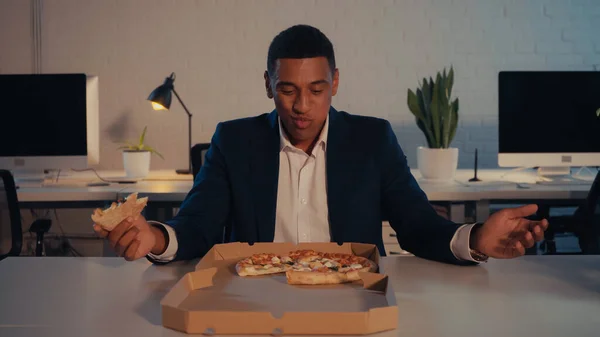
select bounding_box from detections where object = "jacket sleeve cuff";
[450,223,479,263]
[146,221,178,262]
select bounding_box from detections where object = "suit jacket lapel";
[325,107,354,244]
[249,110,280,242]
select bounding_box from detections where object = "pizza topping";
[309,261,324,269]
[251,253,279,265]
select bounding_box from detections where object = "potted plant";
[407,66,459,181]
[118,126,163,178]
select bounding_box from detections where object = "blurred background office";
[1,0,599,257]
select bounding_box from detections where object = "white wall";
[2,0,600,170]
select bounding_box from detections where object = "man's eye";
[312,90,323,95]
[281,90,294,95]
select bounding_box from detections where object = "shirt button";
[301,198,307,204]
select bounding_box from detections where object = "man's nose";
[293,91,311,114]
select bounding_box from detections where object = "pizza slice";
[91,192,148,231]
[235,250,378,285]
[235,253,291,276]
[285,252,377,285]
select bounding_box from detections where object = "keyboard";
[40,181,91,188]
[535,178,592,186]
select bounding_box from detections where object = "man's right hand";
[93,215,167,261]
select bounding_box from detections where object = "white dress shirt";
[148,116,477,263]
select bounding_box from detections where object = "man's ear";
[264,71,273,99]
[331,68,340,96]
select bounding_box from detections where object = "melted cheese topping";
[324,261,336,268]
[309,261,324,269]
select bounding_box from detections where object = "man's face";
[265,57,339,149]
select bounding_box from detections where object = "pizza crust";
[286,270,351,285]
[286,260,377,285]
[91,193,148,231]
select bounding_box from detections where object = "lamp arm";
[172,89,193,117]
[171,88,193,173]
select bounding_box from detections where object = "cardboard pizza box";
[161,242,398,335]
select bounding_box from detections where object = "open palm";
[472,204,549,259]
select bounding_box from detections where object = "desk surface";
[118,168,596,202]
[15,170,190,204]
[14,168,596,204]
[0,256,598,337]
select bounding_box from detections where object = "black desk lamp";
[147,72,192,175]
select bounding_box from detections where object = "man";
[94,24,548,265]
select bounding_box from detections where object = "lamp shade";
[147,72,175,110]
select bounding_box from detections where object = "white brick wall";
[1,0,599,170]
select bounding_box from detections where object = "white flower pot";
[123,151,151,178]
[417,146,459,182]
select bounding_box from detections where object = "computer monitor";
[0,73,99,174]
[498,71,600,176]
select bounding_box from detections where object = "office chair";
[0,170,23,261]
[191,143,210,180]
[539,170,600,254]
[190,143,233,243]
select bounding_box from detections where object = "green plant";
[117,126,164,159]
[407,66,459,149]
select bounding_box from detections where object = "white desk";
[107,168,592,201]
[14,170,191,206]
[414,169,595,221]
[0,256,598,337]
[114,168,595,222]
[13,168,596,223]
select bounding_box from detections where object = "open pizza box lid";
[160,242,398,335]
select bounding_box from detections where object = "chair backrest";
[189,144,234,243]
[191,143,210,180]
[0,170,23,260]
[584,170,600,220]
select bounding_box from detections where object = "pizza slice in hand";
[91,192,148,231]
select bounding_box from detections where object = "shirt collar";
[278,114,329,152]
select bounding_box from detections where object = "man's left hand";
[470,204,549,259]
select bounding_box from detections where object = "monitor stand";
[537,166,571,177]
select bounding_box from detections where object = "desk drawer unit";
[382,222,412,256]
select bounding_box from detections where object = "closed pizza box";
[160,242,398,335]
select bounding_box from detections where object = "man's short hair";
[267,24,336,76]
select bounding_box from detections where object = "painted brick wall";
[1,0,600,170]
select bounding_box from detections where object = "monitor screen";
[499,71,600,154]
[498,71,600,169]
[0,74,88,158]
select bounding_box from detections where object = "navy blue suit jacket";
[161,108,469,265]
